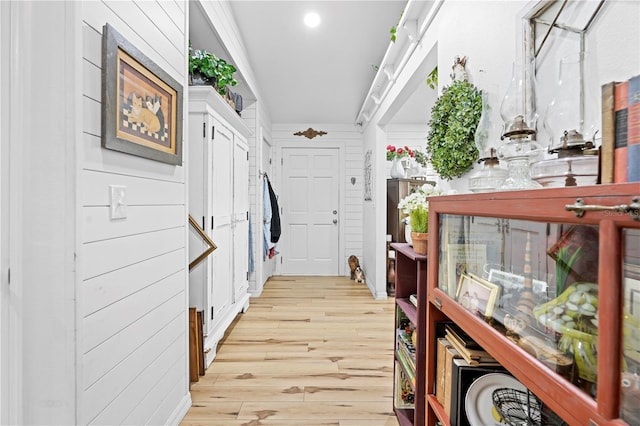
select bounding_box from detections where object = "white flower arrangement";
[397,183,443,215]
[397,183,444,234]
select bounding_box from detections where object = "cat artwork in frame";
[102,23,183,165]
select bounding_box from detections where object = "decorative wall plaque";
[293,128,327,139]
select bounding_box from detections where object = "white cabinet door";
[188,112,212,313]
[210,120,233,327]
[233,136,249,301]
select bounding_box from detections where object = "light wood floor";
[181,276,400,426]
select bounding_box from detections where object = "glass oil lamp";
[532,53,599,187]
[469,88,507,192]
[497,57,543,190]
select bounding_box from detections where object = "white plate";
[465,372,527,426]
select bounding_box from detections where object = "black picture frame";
[450,358,506,426]
[102,23,183,165]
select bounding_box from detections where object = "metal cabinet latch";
[565,197,640,221]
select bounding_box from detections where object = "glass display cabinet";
[425,183,640,425]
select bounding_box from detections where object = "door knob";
[333,219,337,224]
[333,210,337,214]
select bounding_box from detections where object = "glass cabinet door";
[622,228,640,423]
[437,214,599,398]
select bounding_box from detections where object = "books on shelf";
[409,293,418,307]
[602,74,640,183]
[396,329,416,374]
[444,324,499,366]
[395,364,415,409]
[435,337,453,405]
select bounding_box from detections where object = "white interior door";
[280,147,340,275]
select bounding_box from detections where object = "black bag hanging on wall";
[267,179,281,243]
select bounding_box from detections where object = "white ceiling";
[226,0,408,125]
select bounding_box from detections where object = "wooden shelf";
[392,242,427,426]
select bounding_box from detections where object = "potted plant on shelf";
[188,47,238,97]
[386,144,415,178]
[397,183,443,255]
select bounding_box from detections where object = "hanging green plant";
[426,76,482,180]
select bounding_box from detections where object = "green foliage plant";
[409,206,428,233]
[426,66,438,90]
[189,47,238,96]
[426,79,482,180]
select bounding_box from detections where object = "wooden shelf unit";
[424,183,640,426]
[392,243,427,426]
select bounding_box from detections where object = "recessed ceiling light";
[304,12,321,28]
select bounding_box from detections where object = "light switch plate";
[110,185,127,219]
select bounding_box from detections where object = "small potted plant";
[397,183,443,254]
[188,47,238,97]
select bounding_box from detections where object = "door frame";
[1,2,20,422]
[274,141,345,276]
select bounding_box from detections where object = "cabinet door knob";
[333,219,337,224]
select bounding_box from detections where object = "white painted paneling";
[83,135,186,181]
[83,1,184,79]
[81,168,184,206]
[82,249,184,315]
[80,1,188,422]
[83,270,183,352]
[84,319,185,424]
[83,293,184,390]
[83,59,101,102]
[82,205,184,242]
[124,353,187,425]
[82,226,184,280]
[134,0,185,52]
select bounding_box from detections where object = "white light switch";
[110,185,127,219]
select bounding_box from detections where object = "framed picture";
[447,244,487,298]
[102,23,183,165]
[456,273,500,318]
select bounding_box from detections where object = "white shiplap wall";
[81,1,189,424]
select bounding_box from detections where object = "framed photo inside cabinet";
[102,23,183,165]
[447,244,487,299]
[456,273,500,318]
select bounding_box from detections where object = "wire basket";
[492,387,542,426]
[492,388,568,426]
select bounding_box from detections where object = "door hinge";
[280,257,283,264]
[202,216,205,230]
[246,272,249,280]
[281,158,283,166]
[7,268,9,284]
[211,306,214,320]
[246,152,249,161]
[211,216,214,229]
[211,125,215,140]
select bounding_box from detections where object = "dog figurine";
[354,266,366,284]
[348,255,360,280]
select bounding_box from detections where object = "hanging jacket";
[267,178,281,243]
[263,177,274,258]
